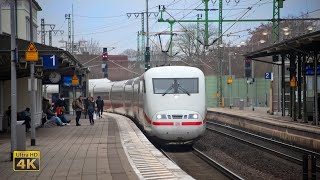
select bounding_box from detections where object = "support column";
[0,4,2,34]
[314,51,318,125]
[303,55,308,123]
[281,54,286,116]
[289,53,297,121]
[10,2,17,161]
[0,81,3,131]
[29,0,36,146]
[297,54,302,119]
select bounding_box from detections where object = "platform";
[0,113,193,180]
[207,107,320,151]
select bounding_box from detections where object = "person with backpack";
[96,96,104,118]
[87,97,96,125]
[73,96,84,126]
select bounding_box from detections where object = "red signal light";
[102,54,108,58]
[245,59,251,63]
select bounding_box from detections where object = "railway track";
[206,121,320,172]
[160,146,243,180]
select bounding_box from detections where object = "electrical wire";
[73,14,128,19]
[73,20,140,36]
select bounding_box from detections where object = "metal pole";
[0,4,2,34]
[289,54,293,117]
[204,0,209,47]
[0,81,3,116]
[281,54,286,116]
[252,59,255,111]
[145,0,150,71]
[278,65,281,113]
[169,22,173,57]
[314,52,318,125]
[49,30,52,46]
[303,55,308,123]
[72,4,74,54]
[10,1,17,160]
[29,0,36,146]
[229,53,232,109]
[146,0,149,47]
[298,54,302,119]
[41,18,45,44]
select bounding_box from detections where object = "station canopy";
[244,30,320,61]
[0,33,84,80]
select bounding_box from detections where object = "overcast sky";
[36,0,320,54]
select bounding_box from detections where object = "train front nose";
[150,110,206,141]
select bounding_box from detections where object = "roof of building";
[0,34,84,80]
[244,30,320,60]
[33,0,42,11]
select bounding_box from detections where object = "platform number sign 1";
[265,72,272,80]
[43,55,58,69]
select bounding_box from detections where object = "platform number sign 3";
[43,55,58,69]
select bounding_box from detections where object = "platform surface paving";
[0,115,138,180]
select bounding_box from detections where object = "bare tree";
[79,38,102,55]
[121,49,138,61]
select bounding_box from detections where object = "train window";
[153,78,199,94]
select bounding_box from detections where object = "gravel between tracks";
[193,131,302,180]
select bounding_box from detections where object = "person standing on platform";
[74,96,84,126]
[96,96,104,118]
[87,97,96,125]
[84,97,89,119]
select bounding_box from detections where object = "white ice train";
[46,66,207,143]
[102,66,207,143]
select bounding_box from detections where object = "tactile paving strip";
[108,113,194,180]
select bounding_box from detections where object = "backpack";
[72,100,77,110]
[96,99,103,108]
[56,107,63,115]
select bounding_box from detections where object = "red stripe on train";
[144,113,152,124]
[181,122,203,126]
[152,122,174,126]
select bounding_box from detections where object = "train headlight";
[188,114,199,119]
[156,114,167,119]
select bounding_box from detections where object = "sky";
[36,0,320,54]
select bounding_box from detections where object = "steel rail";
[206,125,320,171]
[207,121,320,158]
[192,147,244,180]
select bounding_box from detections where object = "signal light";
[102,54,108,59]
[245,59,252,78]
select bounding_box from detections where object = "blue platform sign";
[265,72,272,79]
[43,55,58,69]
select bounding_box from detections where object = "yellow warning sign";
[72,74,79,85]
[227,76,233,84]
[25,42,38,62]
[290,76,296,87]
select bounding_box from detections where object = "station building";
[0,0,87,131]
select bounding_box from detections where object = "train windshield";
[153,78,199,95]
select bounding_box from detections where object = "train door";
[139,79,144,127]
